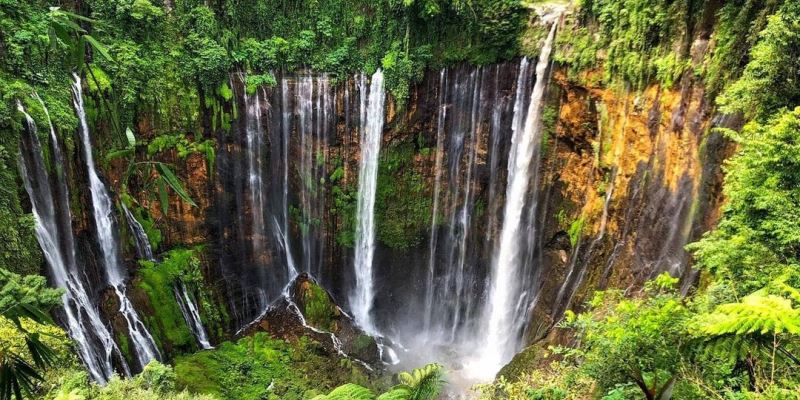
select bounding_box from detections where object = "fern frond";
[320,383,375,400]
[376,387,413,400]
[394,363,445,400]
[697,294,800,337]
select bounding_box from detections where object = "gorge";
[2,0,799,399]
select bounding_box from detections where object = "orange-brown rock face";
[528,67,735,342]
[97,60,732,358]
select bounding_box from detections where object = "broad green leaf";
[84,34,113,62]
[125,127,136,148]
[156,163,196,207]
[105,148,134,162]
[158,176,169,216]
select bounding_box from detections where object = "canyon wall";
[110,58,733,355]
[43,15,737,374]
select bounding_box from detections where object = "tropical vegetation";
[1,0,800,399]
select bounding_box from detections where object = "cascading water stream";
[351,70,386,334]
[173,281,213,349]
[18,101,126,383]
[477,20,558,377]
[296,74,332,280]
[273,76,298,280]
[122,203,212,349]
[422,70,448,334]
[243,86,270,310]
[72,74,161,368]
[121,204,154,261]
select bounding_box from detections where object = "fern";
[392,363,445,400]
[319,364,445,400]
[313,383,375,400]
[376,387,413,400]
[696,293,800,337]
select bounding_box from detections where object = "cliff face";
[111,62,727,349]
[64,22,735,369]
[527,68,736,341]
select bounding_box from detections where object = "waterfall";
[422,70,448,333]
[72,74,161,369]
[296,74,332,280]
[418,64,499,345]
[122,203,212,349]
[478,21,558,376]
[243,87,270,310]
[121,203,155,261]
[350,70,385,333]
[18,101,127,383]
[273,76,298,280]
[174,281,213,349]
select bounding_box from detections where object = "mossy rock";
[496,343,550,382]
[295,278,340,332]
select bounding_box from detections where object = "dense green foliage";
[689,109,800,297]
[297,280,338,332]
[375,142,433,250]
[173,333,373,399]
[716,2,800,120]
[480,274,800,399]
[555,0,702,87]
[136,250,199,353]
[555,0,791,94]
[0,269,68,400]
[136,247,227,352]
[313,363,444,400]
[40,362,216,400]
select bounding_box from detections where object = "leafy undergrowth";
[173,333,378,400]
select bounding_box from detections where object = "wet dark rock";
[238,273,382,368]
[496,342,557,382]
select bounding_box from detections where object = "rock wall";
[75,51,733,363]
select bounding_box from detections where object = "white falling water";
[422,70,447,334]
[297,75,315,275]
[72,74,161,368]
[174,282,213,349]
[242,87,269,309]
[276,77,298,280]
[476,21,558,378]
[122,203,212,349]
[18,102,126,383]
[121,203,155,261]
[350,70,386,334]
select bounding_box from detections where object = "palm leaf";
[697,294,800,337]
[125,127,136,148]
[377,387,413,400]
[156,163,197,207]
[25,333,57,369]
[0,352,44,400]
[84,34,113,62]
[157,176,169,216]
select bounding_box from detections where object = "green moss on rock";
[298,280,338,331]
[136,264,195,353]
[375,142,432,250]
[174,333,376,400]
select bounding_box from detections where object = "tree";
[0,268,65,400]
[688,108,800,297]
[565,273,689,400]
[312,363,445,400]
[691,279,800,391]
